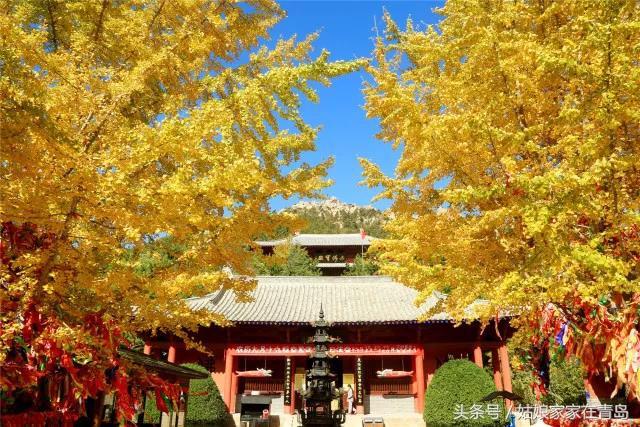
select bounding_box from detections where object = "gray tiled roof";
[256,233,374,247]
[186,276,458,325]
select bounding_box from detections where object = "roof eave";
[118,348,209,379]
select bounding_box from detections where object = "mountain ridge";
[282,197,387,237]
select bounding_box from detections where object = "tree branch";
[147,0,166,34]
[93,0,109,42]
[46,0,59,50]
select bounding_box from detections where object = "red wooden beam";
[227,343,422,357]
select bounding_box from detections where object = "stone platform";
[231,413,426,427]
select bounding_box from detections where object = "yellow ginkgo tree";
[0,0,360,420]
[362,0,639,399]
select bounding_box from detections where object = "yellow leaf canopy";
[0,0,362,350]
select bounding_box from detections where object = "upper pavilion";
[255,233,375,275]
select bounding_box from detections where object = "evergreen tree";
[344,254,379,276]
[253,243,321,276]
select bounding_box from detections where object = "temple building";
[256,233,375,275]
[143,234,514,418]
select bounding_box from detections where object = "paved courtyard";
[231,413,426,427]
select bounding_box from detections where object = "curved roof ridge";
[254,275,394,282]
[184,275,462,325]
[256,233,376,247]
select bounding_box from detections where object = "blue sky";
[266,0,445,211]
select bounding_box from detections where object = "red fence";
[368,378,413,395]
[241,378,284,394]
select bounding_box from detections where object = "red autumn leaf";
[114,372,135,420]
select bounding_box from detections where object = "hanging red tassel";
[154,389,170,414]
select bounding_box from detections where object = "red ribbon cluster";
[1,221,183,422]
[0,411,78,427]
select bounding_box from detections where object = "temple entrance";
[235,357,285,413]
[364,356,415,414]
[222,344,429,416]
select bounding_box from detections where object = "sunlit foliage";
[0,0,361,419]
[363,0,639,397]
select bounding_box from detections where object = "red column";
[498,343,513,409]
[284,357,296,414]
[355,357,364,414]
[492,349,503,391]
[289,357,296,414]
[473,343,483,368]
[414,349,425,413]
[223,349,234,410]
[230,359,239,414]
[167,344,176,363]
[498,344,512,391]
[143,342,152,355]
[164,343,177,427]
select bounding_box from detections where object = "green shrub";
[542,356,586,406]
[181,363,228,426]
[144,393,161,424]
[343,254,379,276]
[510,354,586,407]
[253,244,320,276]
[511,368,538,406]
[144,363,229,427]
[424,359,503,427]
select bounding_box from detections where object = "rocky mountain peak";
[288,197,374,215]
